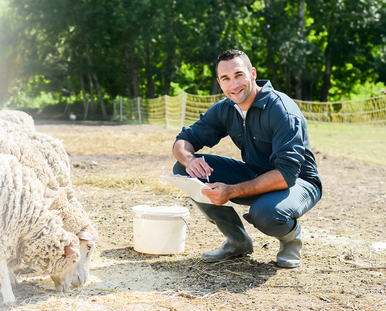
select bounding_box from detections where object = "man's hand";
[202,182,234,206]
[186,157,213,180]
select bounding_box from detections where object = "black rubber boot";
[193,200,254,262]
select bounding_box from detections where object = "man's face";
[217,57,257,105]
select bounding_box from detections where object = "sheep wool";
[0,119,71,187]
[0,125,60,191]
[0,154,79,276]
[0,109,35,131]
[49,187,98,238]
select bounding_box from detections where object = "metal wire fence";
[111,93,386,128]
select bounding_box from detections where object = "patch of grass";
[308,122,386,165]
[72,173,183,195]
[56,131,177,156]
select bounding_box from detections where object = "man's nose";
[230,78,239,87]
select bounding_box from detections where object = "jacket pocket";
[252,132,272,157]
[228,129,243,150]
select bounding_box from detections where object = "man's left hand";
[201,182,234,206]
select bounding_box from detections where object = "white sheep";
[0,154,80,306]
[0,119,97,287]
[0,109,35,130]
[0,119,71,187]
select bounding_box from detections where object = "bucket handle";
[139,214,191,235]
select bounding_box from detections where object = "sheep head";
[50,246,79,292]
[71,230,97,287]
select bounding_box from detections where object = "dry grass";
[72,173,179,195]
[12,122,386,311]
[55,131,176,156]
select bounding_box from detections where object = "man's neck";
[237,83,261,111]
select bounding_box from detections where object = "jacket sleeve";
[175,103,228,152]
[269,101,306,188]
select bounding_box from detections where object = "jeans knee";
[244,208,294,237]
[173,161,186,175]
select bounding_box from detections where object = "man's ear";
[251,67,257,80]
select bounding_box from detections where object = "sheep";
[0,109,35,131]
[0,119,71,188]
[0,154,80,306]
[0,119,97,287]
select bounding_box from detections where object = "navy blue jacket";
[176,80,322,192]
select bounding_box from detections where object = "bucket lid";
[131,205,190,218]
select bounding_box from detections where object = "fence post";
[181,92,187,128]
[120,96,123,122]
[137,97,142,125]
[64,92,72,114]
[164,95,169,128]
[113,98,117,120]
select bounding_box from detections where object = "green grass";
[307,122,386,166]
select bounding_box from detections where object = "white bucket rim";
[131,205,190,219]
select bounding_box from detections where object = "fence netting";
[112,93,386,128]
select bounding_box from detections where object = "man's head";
[216,49,253,77]
[216,49,257,106]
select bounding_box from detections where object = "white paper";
[161,174,213,204]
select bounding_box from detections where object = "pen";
[202,156,209,182]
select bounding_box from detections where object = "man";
[172,49,322,268]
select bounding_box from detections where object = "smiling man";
[172,49,322,268]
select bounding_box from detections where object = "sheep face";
[50,246,79,292]
[71,231,96,286]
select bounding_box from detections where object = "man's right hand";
[186,157,213,180]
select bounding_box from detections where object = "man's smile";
[231,88,243,95]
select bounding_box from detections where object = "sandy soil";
[1,120,386,311]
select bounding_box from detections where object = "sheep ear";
[77,230,97,241]
[64,246,77,257]
[43,187,57,199]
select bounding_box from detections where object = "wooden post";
[120,96,123,122]
[113,98,117,120]
[137,97,142,125]
[165,95,169,128]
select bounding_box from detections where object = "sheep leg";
[9,269,19,289]
[0,258,16,305]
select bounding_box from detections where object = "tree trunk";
[284,66,292,97]
[164,80,171,96]
[211,77,220,95]
[295,0,305,100]
[124,50,133,99]
[145,46,155,98]
[80,75,89,120]
[320,51,332,102]
[85,41,107,119]
[264,0,281,91]
[131,52,141,98]
[88,72,95,114]
[163,52,173,96]
[92,72,107,119]
[295,69,302,100]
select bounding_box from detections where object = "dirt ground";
[2,120,386,311]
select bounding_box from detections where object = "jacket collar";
[224,80,273,109]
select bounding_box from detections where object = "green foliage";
[1,0,386,114]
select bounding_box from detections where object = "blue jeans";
[173,154,322,237]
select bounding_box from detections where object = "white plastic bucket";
[131,205,190,255]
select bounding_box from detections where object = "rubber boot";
[276,220,302,268]
[192,200,254,262]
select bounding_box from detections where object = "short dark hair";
[216,49,253,76]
